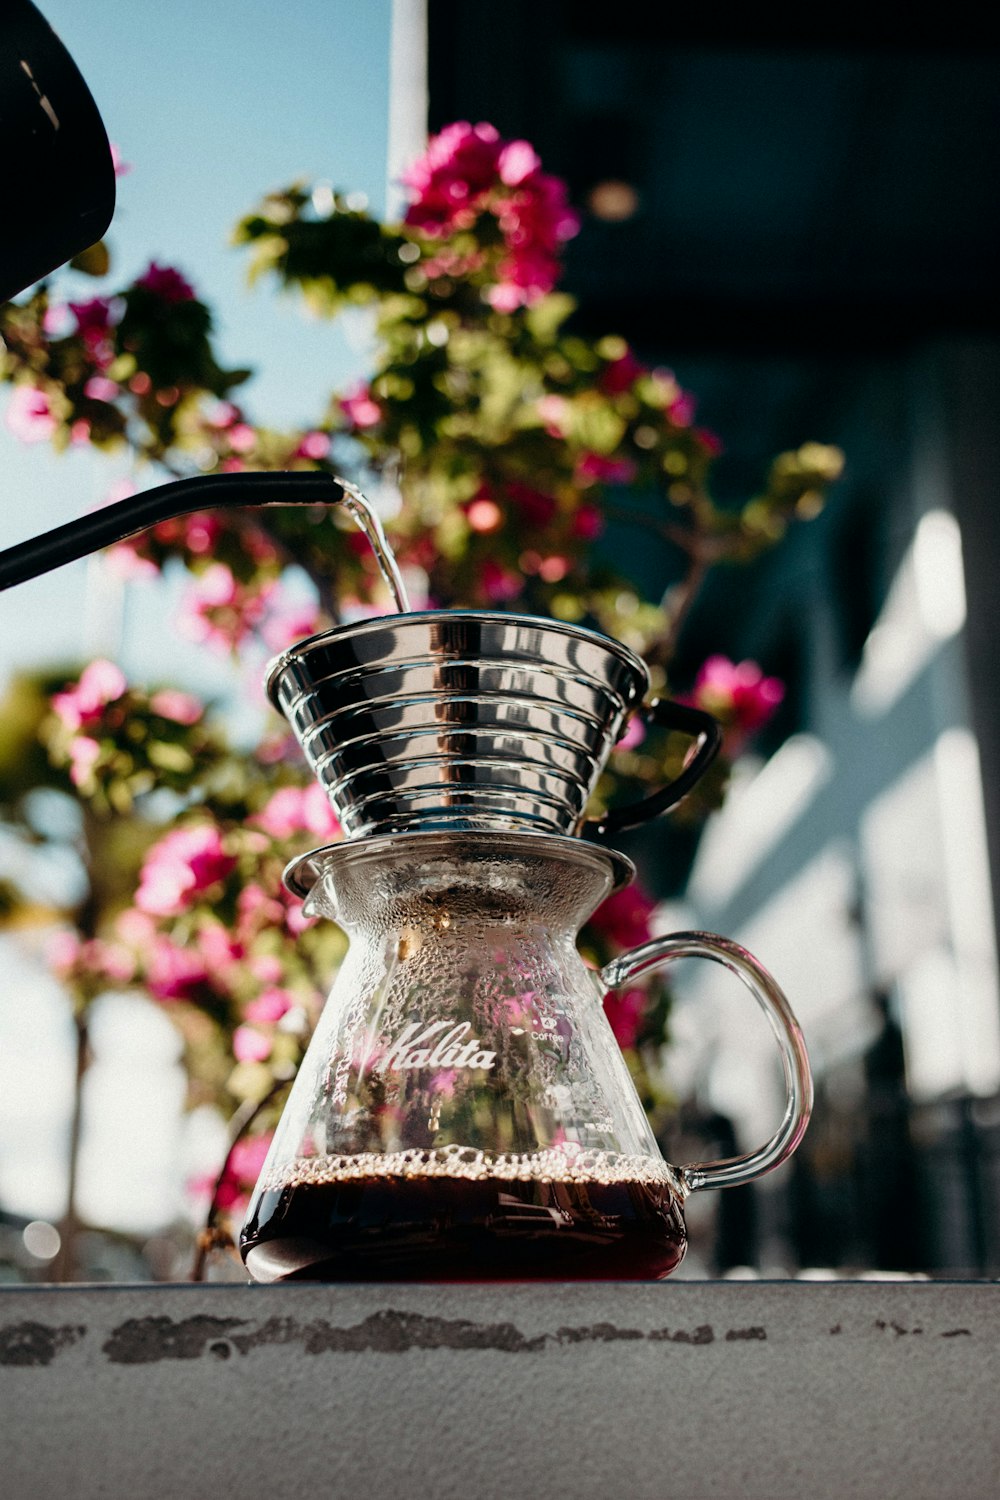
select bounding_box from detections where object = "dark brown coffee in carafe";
[240,1158,687,1282]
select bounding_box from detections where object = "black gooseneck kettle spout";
[0,471,352,592]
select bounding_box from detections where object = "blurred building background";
[428,1,1000,1275]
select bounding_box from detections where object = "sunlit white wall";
[678,467,1000,1157]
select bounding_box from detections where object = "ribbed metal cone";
[265,611,648,840]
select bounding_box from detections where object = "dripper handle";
[600,932,812,1191]
[585,700,722,837]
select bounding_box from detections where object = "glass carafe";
[240,831,810,1282]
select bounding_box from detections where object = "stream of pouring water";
[339,478,411,614]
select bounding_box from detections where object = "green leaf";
[69,240,111,277]
[147,741,195,774]
[523,292,575,343]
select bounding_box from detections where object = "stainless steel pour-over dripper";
[266,612,721,842]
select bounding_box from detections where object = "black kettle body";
[0,0,116,303]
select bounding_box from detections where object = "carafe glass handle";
[600,932,812,1191]
[584,701,722,837]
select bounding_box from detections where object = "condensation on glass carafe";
[240,833,688,1282]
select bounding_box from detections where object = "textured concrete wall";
[1,1281,997,1499]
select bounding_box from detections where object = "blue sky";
[40,0,393,424]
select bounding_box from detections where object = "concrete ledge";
[1,1281,998,1499]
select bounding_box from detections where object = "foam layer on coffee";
[262,1143,678,1192]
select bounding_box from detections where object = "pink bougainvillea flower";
[253,785,315,840]
[226,422,257,454]
[428,1069,458,1097]
[254,728,299,766]
[294,429,331,460]
[497,139,541,187]
[590,884,657,951]
[228,1133,273,1184]
[616,714,646,752]
[575,451,637,487]
[193,1133,270,1213]
[402,121,503,232]
[186,1171,217,1206]
[244,528,280,568]
[260,588,324,654]
[134,261,196,303]
[244,878,318,948]
[145,935,212,1003]
[249,953,284,985]
[51,659,128,731]
[47,930,135,987]
[96,940,136,984]
[505,479,557,529]
[178,563,275,651]
[42,303,74,338]
[69,296,118,369]
[233,1025,272,1064]
[149,688,204,725]
[253,783,341,842]
[571,503,604,541]
[244,987,295,1024]
[83,376,119,404]
[235,880,286,940]
[402,121,577,309]
[206,401,240,430]
[200,1131,274,1213]
[537,554,569,583]
[489,176,578,308]
[279,884,313,937]
[485,280,526,314]
[338,384,382,430]
[135,823,236,917]
[299,783,342,838]
[70,296,115,334]
[598,345,646,396]
[667,391,697,428]
[47,929,83,977]
[67,735,102,788]
[477,559,522,603]
[603,986,647,1051]
[695,427,724,457]
[115,906,157,948]
[180,512,222,556]
[690,656,785,739]
[465,497,503,533]
[105,477,138,507]
[5,384,58,443]
[536,393,568,436]
[106,543,159,581]
[193,921,244,986]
